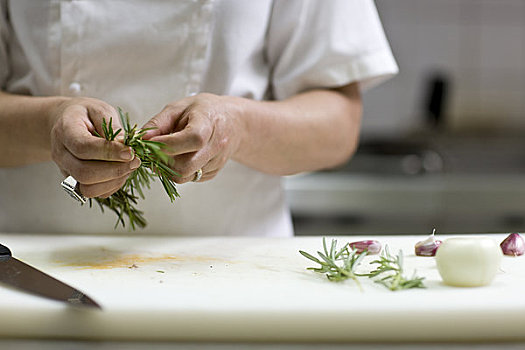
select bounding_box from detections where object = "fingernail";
[130,158,141,170]
[120,148,133,160]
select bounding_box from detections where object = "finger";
[79,174,130,198]
[86,103,124,139]
[170,142,227,175]
[170,156,222,184]
[61,106,133,162]
[142,103,190,139]
[173,167,219,184]
[98,191,114,199]
[98,189,118,199]
[168,154,203,184]
[195,154,225,182]
[64,135,134,162]
[172,172,197,184]
[58,146,141,184]
[149,114,213,156]
[198,169,219,182]
[58,168,68,178]
[165,150,205,179]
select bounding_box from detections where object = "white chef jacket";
[0,0,397,236]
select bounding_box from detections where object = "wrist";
[46,96,71,127]
[45,96,71,134]
[223,95,249,161]
[0,92,73,166]
[44,96,72,152]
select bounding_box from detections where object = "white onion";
[435,237,502,287]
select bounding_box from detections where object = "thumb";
[88,104,122,140]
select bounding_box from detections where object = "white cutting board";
[0,232,523,342]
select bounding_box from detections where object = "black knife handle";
[0,244,12,261]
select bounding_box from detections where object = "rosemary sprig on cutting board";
[300,238,367,290]
[300,239,425,291]
[360,246,426,291]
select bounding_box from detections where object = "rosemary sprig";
[361,245,425,291]
[299,238,367,290]
[90,108,180,230]
[300,239,425,292]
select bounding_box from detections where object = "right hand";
[49,98,140,198]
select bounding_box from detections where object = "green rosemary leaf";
[353,249,368,267]
[301,239,425,292]
[141,140,164,147]
[317,251,336,267]
[155,161,180,177]
[111,128,122,141]
[363,245,425,291]
[299,238,366,288]
[299,250,323,265]
[101,118,109,140]
[330,239,337,257]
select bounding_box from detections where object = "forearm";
[232,84,362,175]
[0,91,67,167]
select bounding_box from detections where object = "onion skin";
[500,233,525,256]
[348,240,382,254]
[436,237,502,287]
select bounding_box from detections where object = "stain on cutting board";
[51,246,235,270]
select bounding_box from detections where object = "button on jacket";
[0,0,398,236]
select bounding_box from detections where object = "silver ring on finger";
[61,176,87,204]
[192,168,203,182]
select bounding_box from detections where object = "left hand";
[142,93,244,183]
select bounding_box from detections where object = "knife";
[0,243,101,309]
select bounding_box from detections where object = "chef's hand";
[142,93,243,183]
[49,97,140,198]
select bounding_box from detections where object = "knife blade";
[0,243,101,309]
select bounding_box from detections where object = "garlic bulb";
[348,240,381,254]
[435,237,502,287]
[500,233,525,256]
[415,229,442,256]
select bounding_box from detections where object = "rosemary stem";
[91,108,179,229]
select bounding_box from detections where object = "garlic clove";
[415,229,442,256]
[348,240,381,254]
[500,233,525,256]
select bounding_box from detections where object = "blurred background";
[286,0,525,235]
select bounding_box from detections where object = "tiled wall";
[363,0,525,136]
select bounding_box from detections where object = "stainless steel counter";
[285,134,525,236]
